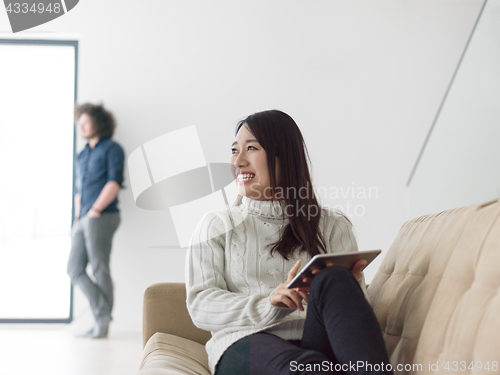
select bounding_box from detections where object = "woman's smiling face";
[231,125,277,201]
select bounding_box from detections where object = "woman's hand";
[300,259,367,286]
[270,260,309,311]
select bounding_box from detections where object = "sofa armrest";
[142,282,212,348]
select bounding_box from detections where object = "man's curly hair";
[75,103,116,139]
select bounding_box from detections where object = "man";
[67,103,125,338]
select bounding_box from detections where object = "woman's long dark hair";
[234,110,331,260]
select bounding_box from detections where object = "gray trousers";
[67,212,121,321]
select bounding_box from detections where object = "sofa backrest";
[367,198,500,374]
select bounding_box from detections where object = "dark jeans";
[215,266,393,375]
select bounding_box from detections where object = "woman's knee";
[308,265,361,300]
[311,265,353,287]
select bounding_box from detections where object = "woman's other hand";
[347,259,367,280]
[270,260,309,311]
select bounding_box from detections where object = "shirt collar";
[86,138,108,150]
[241,195,287,219]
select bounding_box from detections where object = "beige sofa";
[138,198,500,375]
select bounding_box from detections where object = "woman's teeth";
[238,174,255,181]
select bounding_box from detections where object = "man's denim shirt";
[75,138,125,218]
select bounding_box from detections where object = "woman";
[186,110,392,374]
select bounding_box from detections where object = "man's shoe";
[89,317,111,339]
[76,326,95,338]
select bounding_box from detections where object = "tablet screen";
[287,249,381,289]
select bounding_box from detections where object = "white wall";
[408,0,500,218]
[0,0,483,332]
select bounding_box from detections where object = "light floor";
[0,324,142,375]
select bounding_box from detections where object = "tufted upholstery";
[367,198,500,373]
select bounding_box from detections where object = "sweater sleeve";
[185,211,294,333]
[327,211,370,302]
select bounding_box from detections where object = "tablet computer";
[287,249,381,289]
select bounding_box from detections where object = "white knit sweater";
[185,196,367,374]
